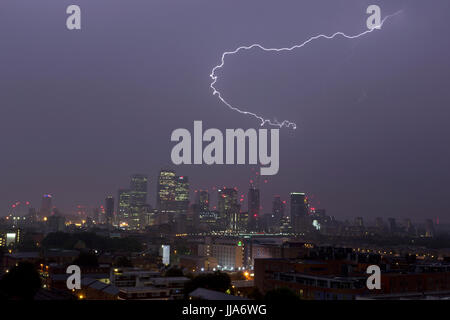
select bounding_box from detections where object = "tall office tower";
[425,219,435,237]
[290,192,309,233]
[157,169,177,213]
[130,174,148,206]
[404,218,413,233]
[129,174,148,227]
[175,176,189,213]
[139,204,153,229]
[354,217,364,227]
[26,207,38,224]
[375,217,384,229]
[40,194,53,218]
[247,183,260,232]
[92,207,100,224]
[238,211,249,232]
[218,187,240,231]
[47,214,66,232]
[196,190,210,212]
[272,196,285,221]
[105,196,114,226]
[388,218,397,233]
[118,189,131,223]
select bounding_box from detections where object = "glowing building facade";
[118,189,131,223]
[157,169,177,213]
[175,176,189,213]
[129,174,148,227]
[218,187,240,231]
[117,174,149,228]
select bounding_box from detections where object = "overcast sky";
[0,0,449,222]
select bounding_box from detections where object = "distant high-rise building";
[130,174,148,206]
[218,187,240,231]
[290,192,308,233]
[272,196,285,220]
[139,204,154,229]
[105,196,114,226]
[47,213,65,232]
[26,207,38,224]
[118,189,131,223]
[388,218,397,233]
[196,190,210,212]
[238,212,249,232]
[175,176,189,213]
[354,217,364,227]
[129,174,148,228]
[157,169,177,213]
[92,207,100,224]
[247,183,260,232]
[425,219,435,237]
[404,218,414,234]
[40,194,52,218]
[375,217,384,229]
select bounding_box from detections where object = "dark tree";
[0,262,41,300]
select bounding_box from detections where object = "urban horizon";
[3,169,444,229]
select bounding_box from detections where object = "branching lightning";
[210,11,403,129]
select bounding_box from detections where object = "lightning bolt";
[210,10,403,130]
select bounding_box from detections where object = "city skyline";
[2,168,444,228]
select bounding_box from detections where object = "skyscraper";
[404,218,414,234]
[272,196,285,220]
[247,183,260,232]
[196,190,210,212]
[354,217,364,227]
[190,190,209,233]
[129,174,148,227]
[40,194,53,219]
[218,187,240,231]
[388,218,397,233]
[157,169,177,213]
[375,217,384,229]
[118,189,131,224]
[116,174,148,228]
[175,176,189,213]
[272,195,285,231]
[93,207,100,224]
[425,219,435,237]
[130,174,148,206]
[105,196,114,226]
[290,192,308,233]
